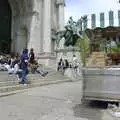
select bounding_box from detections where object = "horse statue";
[56,16,88,47]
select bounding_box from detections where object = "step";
[0,81,18,87]
[0,79,72,94]
[0,73,69,87]
[28,72,68,81]
[0,71,66,82]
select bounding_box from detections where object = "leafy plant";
[111,42,120,53]
[76,33,90,66]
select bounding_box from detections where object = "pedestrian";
[29,48,35,64]
[19,48,29,84]
[63,59,69,71]
[14,60,22,82]
[29,48,35,73]
[72,55,79,71]
[57,58,64,72]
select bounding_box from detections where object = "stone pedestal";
[55,46,81,63]
[37,53,56,66]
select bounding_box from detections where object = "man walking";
[19,48,29,84]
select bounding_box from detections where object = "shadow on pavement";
[73,101,108,120]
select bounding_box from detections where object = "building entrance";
[0,0,11,54]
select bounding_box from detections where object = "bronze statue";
[56,16,88,47]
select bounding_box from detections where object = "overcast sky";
[65,0,120,27]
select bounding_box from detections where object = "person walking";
[57,58,64,72]
[19,48,29,84]
[72,55,79,73]
[29,48,35,64]
[29,48,35,73]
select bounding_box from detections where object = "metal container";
[82,67,120,102]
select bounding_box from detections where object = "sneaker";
[41,72,48,77]
[19,81,24,84]
[41,74,45,77]
[44,72,48,76]
[24,83,28,86]
[19,81,23,84]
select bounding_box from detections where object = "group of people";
[57,55,80,73]
[0,48,48,85]
[57,58,69,73]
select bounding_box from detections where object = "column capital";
[56,0,64,5]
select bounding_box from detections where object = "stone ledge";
[0,79,72,97]
[55,47,80,52]
[37,52,56,59]
[37,56,56,59]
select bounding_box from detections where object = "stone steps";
[0,81,18,87]
[0,69,71,95]
[0,79,71,94]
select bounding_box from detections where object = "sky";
[65,0,120,27]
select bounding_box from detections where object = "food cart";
[82,26,120,102]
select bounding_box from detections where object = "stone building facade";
[4,0,64,65]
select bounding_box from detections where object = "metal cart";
[82,67,120,102]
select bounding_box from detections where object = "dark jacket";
[20,49,29,69]
[29,52,35,64]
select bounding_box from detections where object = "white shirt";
[72,56,79,67]
[14,64,19,73]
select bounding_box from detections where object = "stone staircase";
[0,68,71,96]
[86,52,106,67]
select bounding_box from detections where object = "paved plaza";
[0,80,117,120]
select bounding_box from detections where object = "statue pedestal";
[37,52,56,66]
[55,46,80,62]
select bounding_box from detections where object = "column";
[43,0,51,53]
[57,0,65,31]
[28,12,41,55]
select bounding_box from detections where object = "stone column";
[38,0,57,66]
[28,11,41,55]
[43,0,51,54]
[56,0,65,31]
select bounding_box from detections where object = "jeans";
[16,70,22,80]
[32,68,48,76]
[21,68,28,82]
[36,69,47,75]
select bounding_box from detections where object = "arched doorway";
[9,0,34,54]
[0,0,11,54]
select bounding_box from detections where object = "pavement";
[0,81,118,120]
